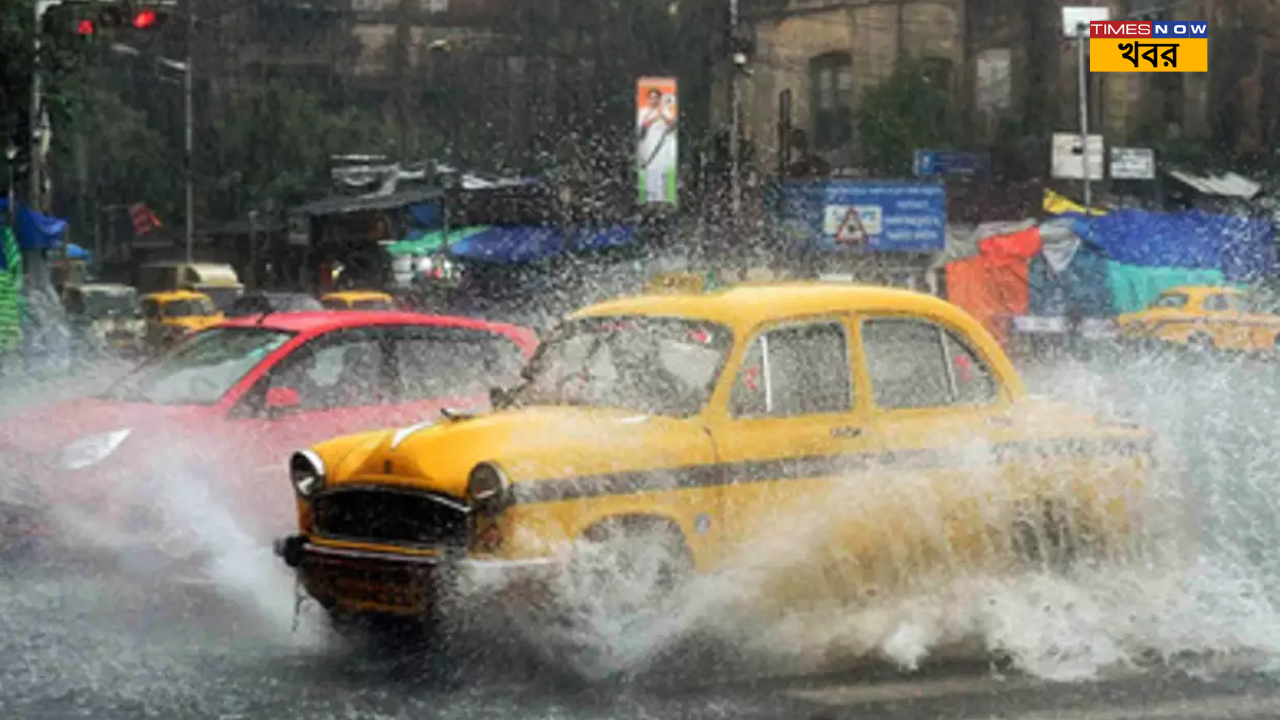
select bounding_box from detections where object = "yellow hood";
[317,406,708,499]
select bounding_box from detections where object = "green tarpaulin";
[0,226,22,353]
[384,225,490,257]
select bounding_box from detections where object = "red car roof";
[216,311,538,353]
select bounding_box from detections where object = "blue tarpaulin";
[0,199,67,252]
[407,201,441,229]
[64,243,91,260]
[448,225,636,265]
[1064,208,1275,281]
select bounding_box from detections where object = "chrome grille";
[311,488,469,549]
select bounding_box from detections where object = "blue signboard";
[779,180,947,252]
[913,150,990,178]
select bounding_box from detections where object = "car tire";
[1010,497,1092,573]
[1186,333,1214,354]
[546,518,693,682]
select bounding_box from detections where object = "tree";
[857,58,959,177]
[203,79,391,220]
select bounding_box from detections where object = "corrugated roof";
[292,187,444,217]
[1166,169,1261,199]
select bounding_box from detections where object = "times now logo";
[1088,21,1209,38]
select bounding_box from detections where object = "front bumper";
[275,534,558,615]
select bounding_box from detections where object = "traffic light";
[54,3,170,36]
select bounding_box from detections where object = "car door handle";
[831,426,862,439]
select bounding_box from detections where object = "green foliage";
[1129,120,1217,170]
[205,79,390,216]
[857,59,958,176]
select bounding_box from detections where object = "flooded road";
[7,349,1280,718]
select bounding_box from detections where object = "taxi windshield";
[164,298,217,317]
[510,316,732,417]
[100,327,294,405]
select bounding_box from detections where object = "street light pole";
[728,0,741,217]
[29,1,62,211]
[1076,21,1092,212]
[184,0,195,262]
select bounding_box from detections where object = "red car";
[0,311,537,567]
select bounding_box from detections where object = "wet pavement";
[4,565,1280,720]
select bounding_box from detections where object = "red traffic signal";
[132,9,158,28]
[61,4,169,35]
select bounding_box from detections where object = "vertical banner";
[636,77,678,207]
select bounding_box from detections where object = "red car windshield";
[508,316,732,417]
[101,327,294,405]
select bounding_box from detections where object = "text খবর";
[1118,41,1179,69]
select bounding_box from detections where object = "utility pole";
[1075,20,1091,211]
[728,0,741,216]
[30,1,63,211]
[184,0,195,262]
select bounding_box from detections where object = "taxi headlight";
[290,450,325,498]
[468,462,511,514]
[60,428,132,470]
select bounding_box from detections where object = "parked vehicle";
[227,291,325,318]
[62,283,145,358]
[140,290,224,350]
[1116,285,1280,352]
[274,282,1161,662]
[320,291,397,311]
[0,310,538,568]
[135,261,244,312]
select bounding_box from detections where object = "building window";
[809,52,853,150]
[974,48,1012,115]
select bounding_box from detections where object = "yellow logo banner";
[1089,38,1208,72]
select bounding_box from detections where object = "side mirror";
[265,386,302,414]
[488,386,510,410]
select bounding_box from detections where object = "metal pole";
[184,0,195,262]
[728,0,741,216]
[29,1,45,209]
[1076,22,1092,211]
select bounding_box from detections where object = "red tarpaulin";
[945,226,1042,347]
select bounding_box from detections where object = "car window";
[1151,293,1188,309]
[942,332,997,406]
[268,330,392,411]
[511,316,731,417]
[1225,295,1251,313]
[353,298,395,311]
[321,298,348,310]
[163,298,216,317]
[392,326,525,400]
[99,327,294,405]
[861,318,953,410]
[1203,294,1231,312]
[730,321,852,418]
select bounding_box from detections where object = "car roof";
[216,310,535,341]
[572,282,983,331]
[1162,285,1243,297]
[142,289,209,301]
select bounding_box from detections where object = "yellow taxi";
[320,290,397,311]
[140,290,224,349]
[275,282,1159,651]
[1116,285,1280,352]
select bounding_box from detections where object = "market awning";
[446,225,637,265]
[292,187,444,217]
[383,225,490,256]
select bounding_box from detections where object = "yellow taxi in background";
[1116,285,1280,352]
[275,282,1161,664]
[320,290,397,311]
[140,290,224,349]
